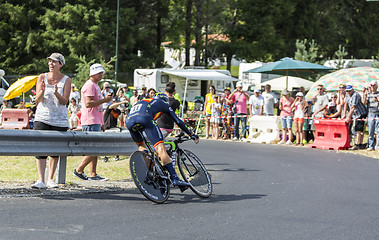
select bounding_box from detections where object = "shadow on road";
[40,188,266,205]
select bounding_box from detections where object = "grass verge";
[0,155,131,183]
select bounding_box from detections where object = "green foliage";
[0,0,378,78]
[294,39,319,63]
[71,55,116,87]
[333,45,349,69]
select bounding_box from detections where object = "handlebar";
[173,131,190,144]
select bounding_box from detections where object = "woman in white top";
[291,92,308,146]
[32,53,71,189]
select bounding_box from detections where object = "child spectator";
[292,92,308,146]
[210,95,222,139]
[324,93,340,118]
[68,98,80,129]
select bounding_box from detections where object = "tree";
[294,39,319,63]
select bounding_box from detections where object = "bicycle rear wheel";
[129,151,170,203]
[177,149,212,198]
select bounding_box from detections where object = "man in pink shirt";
[230,81,249,141]
[74,64,113,181]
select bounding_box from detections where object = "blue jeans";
[82,124,101,132]
[367,114,379,149]
[234,113,247,139]
[280,116,293,129]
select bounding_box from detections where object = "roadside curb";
[0,180,134,198]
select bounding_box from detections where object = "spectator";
[311,84,329,134]
[103,101,127,162]
[221,88,233,139]
[130,89,139,107]
[104,101,127,130]
[68,98,80,129]
[0,100,9,124]
[17,101,26,109]
[74,63,112,181]
[210,95,222,139]
[324,93,340,118]
[230,81,249,141]
[262,84,278,116]
[362,80,379,151]
[101,82,114,110]
[337,84,347,112]
[203,85,216,139]
[138,86,148,100]
[292,92,308,146]
[148,88,157,98]
[157,82,181,138]
[278,89,294,145]
[249,89,264,117]
[31,52,71,189]
[122,85,133,115]
[343,85,367,150]
[115,87,127,127]
[69,84,80,105]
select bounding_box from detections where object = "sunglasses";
[105,86,110,88]
[317,88,323,90]
[332,96,337,98]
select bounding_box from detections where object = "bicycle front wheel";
[177,149,212,198]
[129,151,170,203]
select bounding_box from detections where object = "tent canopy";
[161,69,238,82]
[258,76,314,91]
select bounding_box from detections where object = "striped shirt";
[366,92,379,116]
[346,91,367,118]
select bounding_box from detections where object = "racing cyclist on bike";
[125,92,199,188]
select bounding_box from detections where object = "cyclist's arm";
[166,106,193,137]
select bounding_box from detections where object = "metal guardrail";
[0,129,137,184]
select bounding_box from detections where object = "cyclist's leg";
[145,122,190,188]
[125,117,148,151]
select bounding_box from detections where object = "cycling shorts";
[126,115,164,148]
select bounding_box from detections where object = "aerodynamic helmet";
[153,92,169,103]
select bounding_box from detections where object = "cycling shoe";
[171,176,191,188]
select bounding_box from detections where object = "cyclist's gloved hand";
[191,134,199,144]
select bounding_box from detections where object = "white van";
[133,68,237,101]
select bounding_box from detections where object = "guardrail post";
[56,156,67,184]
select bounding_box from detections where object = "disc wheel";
[129,151,170,203]
[177,149,212,198]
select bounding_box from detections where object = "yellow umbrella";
[3,75,38,102]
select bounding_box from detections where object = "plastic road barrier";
[0,109,30,129]
[247,115,281,144]
[308,118,351,150]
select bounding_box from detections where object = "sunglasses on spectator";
[105,86,110,88]
[317,88,323,90]
[332,96,337,98]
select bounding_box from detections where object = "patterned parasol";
[305,67,379,99]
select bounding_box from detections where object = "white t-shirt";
[262,91,278,115]
[249,95,264,115]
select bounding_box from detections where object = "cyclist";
[125,92,199,188]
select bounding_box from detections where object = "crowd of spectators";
[200,80,379,153]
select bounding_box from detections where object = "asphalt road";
[1,140,379,240]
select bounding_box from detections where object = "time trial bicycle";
[129,128,212,203]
